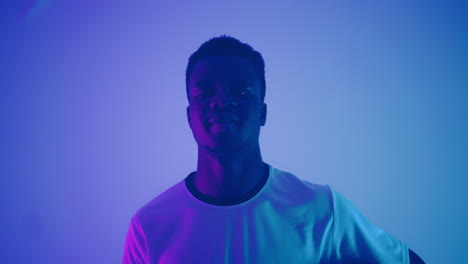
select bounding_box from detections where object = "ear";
[260,103,267,126]
[186,106,192,129]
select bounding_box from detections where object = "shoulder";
[270,166,332,199]
[268,166,334,217]
[131,179,187,226]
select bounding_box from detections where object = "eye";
[238,89,253,97]
[192,89,211,98]
[233,81,254,97]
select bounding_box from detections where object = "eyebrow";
[194,80,252,87]
[235,80,252,86]
[194,80,214,88]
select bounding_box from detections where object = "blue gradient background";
[1,1,467,263]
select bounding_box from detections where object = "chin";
[205,142,243,155]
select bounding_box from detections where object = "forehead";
[189,56,258,87]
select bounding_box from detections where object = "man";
[123,36,424,263]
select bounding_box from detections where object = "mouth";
[207,118,240,132]
[208,121,239,128]
[210,120,237,124]
[208,115,240,125]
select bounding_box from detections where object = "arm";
[329,188,414,263]
[122,217,148,264]
[409,248,425,264]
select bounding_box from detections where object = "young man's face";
[187,56,266,155]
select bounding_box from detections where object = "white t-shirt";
[123,164,409,263]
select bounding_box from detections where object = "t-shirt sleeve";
[122,216,149,264]
[329,188,409,263]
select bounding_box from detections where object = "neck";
[193,144,266,200]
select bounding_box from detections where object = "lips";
[208,115,239,124]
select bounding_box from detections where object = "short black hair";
[185,35,266,102]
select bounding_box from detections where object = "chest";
[146,209,331,263]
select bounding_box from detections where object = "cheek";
[241,105,261,122]
[189,109,207,130]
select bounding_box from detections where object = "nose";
[209,95,237,110]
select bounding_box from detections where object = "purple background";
[1,1,467,263]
